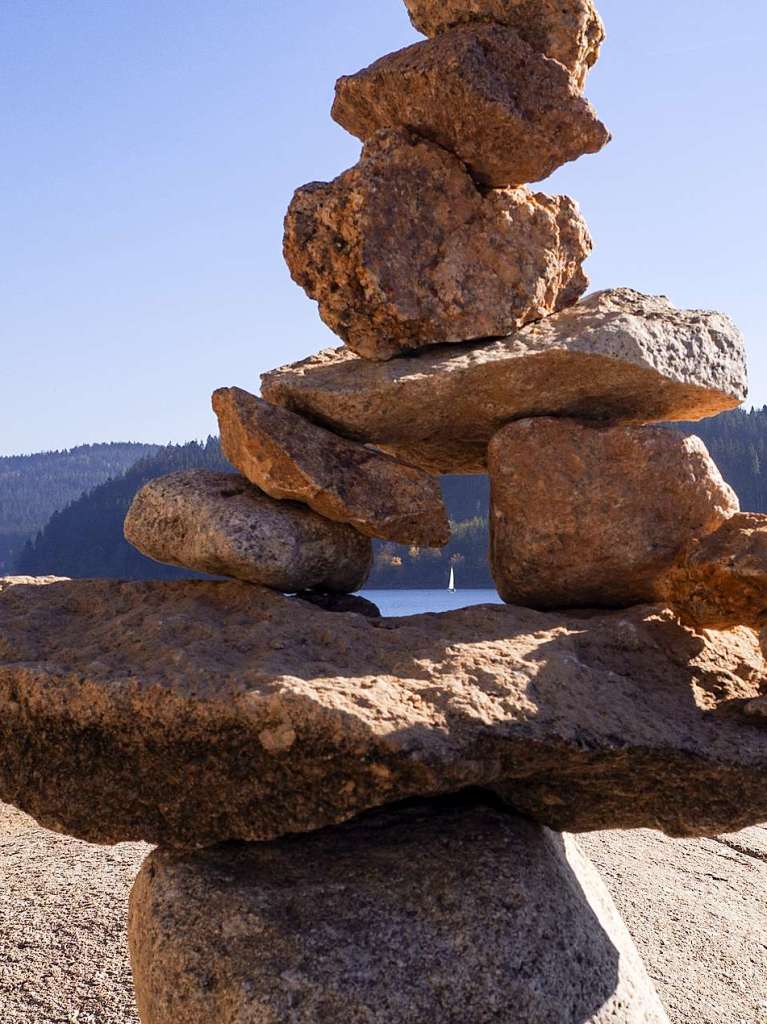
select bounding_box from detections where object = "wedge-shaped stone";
[489,419,739,609]
[332,25,610,188]
[129,796,669,1024]
[1,579,767,848]
[658,513,767,629]
[284,129,591,361]
[405,0,605,88]
[124,469,371,593]
[262,289,748,474]
[212,387,449,547]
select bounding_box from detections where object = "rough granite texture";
[488,419,739,609]
[2,579,767,847]
[123,469,371,593]
[129,796,669,1024]
[261,289,748,473]
[212,387,448,546]
[658,513,767,630]
[405,0,605,87]
[331,25,610,188]
[284,129,590,361]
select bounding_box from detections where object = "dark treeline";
[12,407,767,588]
[0,442,160,572]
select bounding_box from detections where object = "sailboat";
[448,565,456,592]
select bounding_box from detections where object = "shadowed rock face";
[488,419,739,609]
[123,469,372,593]
[261,289,748,474]
[284,129,591,361]
[212,387,449,547]
[404,0,605,88]
[1,579,767,848]
[129,796,669,1024]
[658,513,767,630]
[331,25,609,188]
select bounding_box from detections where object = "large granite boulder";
[129,796,669,1024]
[332,25,609,188]
[212,387,449,547]
[488,419,739,609]
[284,129,590,361]
[404,0,605,88]
[658,513,767,630]
[261,289,748,474]
[124,469,371,593]
[1,579,767,848]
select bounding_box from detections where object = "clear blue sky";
[2,0,766,456]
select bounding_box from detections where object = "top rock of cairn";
[404,0,605,88]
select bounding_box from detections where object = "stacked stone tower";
[2,2,767,1021]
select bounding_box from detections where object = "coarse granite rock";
[262,289,748,473]
[332,25,609,188]
[404,0,605,87]
[1,579,767,848]
[488,419,739,609]
[658,513,767,629]
[0,576,69,592]
[129,795,669,1024]
[123,469,371,593]
[284,129,590,361]
[293,590,382,618]
[212,386,448,546]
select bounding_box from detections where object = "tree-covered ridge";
[12,407,767,587]
[0,442,161,572]
[16,438,229,580]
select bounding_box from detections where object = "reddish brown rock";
[2,580,767,848]
[404,0,605,88]
[284,129,590,361]
[124,469,371,593]
[488,419,739,609]
[262,289,748,474]
[331,25,610,188]
[129,796,669,1024]
[212,387,449,547]
[658,513,767,629]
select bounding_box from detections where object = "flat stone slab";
[212,386,449,547]
[2,579,767,848]
[124,469,372,593]
[284,128,590,361]
[261,289,748,474]
[404,0,605,88]
[129,795,669,1024]
[332,24,609,188]
[489,419,739,609]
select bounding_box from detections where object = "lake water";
[361,589,502,617]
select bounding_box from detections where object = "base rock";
[1,580,767,847]
[129,796,669,1024]
[332,24,609,188]
[404,0,604,88]
[284,128,590,361]
[124,469,371,593]
[262,289,747,473]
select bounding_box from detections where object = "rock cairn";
[2,3,766,1022]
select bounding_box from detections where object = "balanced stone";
[658,513,767,630]
[404,0,605,88]
[2,579,767,848]
[124,469,371,593]
[284,128,591,361]
[262,289,748,474]
[212,386,449,547]
[331,25,610,188]
[129,795,669,1024]
[489,419,738,609]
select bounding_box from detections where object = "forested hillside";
[0,442,160,572]
[12,407,767,588]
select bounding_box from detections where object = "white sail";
[448,566,456,592]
